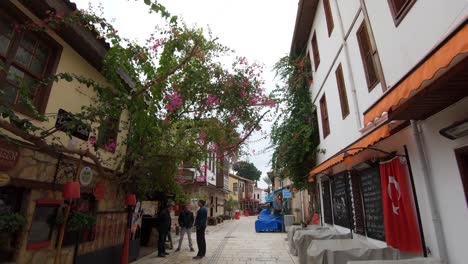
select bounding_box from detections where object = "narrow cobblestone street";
[132,217,298,264]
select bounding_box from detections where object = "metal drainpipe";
[359,0,388,92]
[333,0,362,129]
[411,120,448,261]
[300,190,305,223]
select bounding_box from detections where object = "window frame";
[26,199,61,250]
[319,94,330,138]
[311,32,320,70]
[0,3,62,116]
[335,64,350,119]
[323,0,334,36]
[356,22,379,91]
[97,116,120,153]
[387,0,417,26]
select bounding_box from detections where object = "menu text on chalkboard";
[359,164,385,241]
[321,179,333,225]
[332,173,352,229]
[351,172,366,235]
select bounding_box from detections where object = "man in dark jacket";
[193,200,208,259]
[156,203,172,258]
[175,205,195,252]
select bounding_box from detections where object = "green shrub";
[0,213,26,233]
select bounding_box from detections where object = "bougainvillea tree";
[270,55,320,190]
[0,1,276,199]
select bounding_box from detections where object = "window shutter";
[311,32,320,70]
[319,94,330,137]
[357,22,379,90]
[323,0,334,36]
[335,64,349,118]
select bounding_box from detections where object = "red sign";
[0,141,19,171]
[93,181,106,200]
[380,157,422,253]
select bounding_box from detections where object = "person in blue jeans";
[193,199,207,259]
[175,205,195,252]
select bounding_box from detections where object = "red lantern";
[63,181,80,199]
[125,194,136,206]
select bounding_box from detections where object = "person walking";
[156,203,172,258]
[193,199,208,259]
[175,205,195,252]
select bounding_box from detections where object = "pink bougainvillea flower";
[200,131,207,141]
[104,139,116,152]
[206,95,220,107]
[88,136,97,146]
[210,144,219,154]
[164,92,183,112]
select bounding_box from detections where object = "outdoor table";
[347,258,443,264]
[293,229,351,260]
[288,226,330,255]
[305,239,400,264]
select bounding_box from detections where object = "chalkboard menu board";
[332,173,352,228]
[351,172,365,235]
[321,180,333,225]
[27,201,59,247]
[359,164,385,241]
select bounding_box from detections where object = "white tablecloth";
[347,258,443,264]
[293,229,351,261]
[305,239,400,264]
[287,226,330,254]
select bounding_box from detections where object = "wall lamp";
[439,118,468,140]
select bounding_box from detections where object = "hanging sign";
[0,173,11,187]
[55,109,90,141]
[93,181,106,200]
[282,189,292,199]
[0,141,19,171]
[79,166,94,186]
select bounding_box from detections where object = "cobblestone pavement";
[132,216,298,264]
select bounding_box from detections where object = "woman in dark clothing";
[156,204,172,258]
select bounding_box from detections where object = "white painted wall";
[314,52,362,163]
[364,0,468,88]
[418,97,468,264]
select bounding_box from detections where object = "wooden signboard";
[332,173,352,229]
[359,164,385,241]
[55,109,90,141]
[0,141,19,171]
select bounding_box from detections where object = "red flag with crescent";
[380,157,422,253]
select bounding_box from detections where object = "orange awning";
[309,124,391,175]
[364,22,468,125]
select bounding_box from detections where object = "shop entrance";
[455,146,468,206]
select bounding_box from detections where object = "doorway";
[455,146,468,206]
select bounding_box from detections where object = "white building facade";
[291,0,467,263]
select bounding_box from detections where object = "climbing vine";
[270,55,321,190]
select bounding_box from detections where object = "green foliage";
[270,55,321,190]
[66,212,97,231]
[224,196,238,213]
[232,161,262,182]
[0,213,26,233]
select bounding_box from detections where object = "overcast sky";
[74,0,298,188]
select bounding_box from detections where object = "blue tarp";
[255,211,283,232]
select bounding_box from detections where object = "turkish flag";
[380,157,422,253]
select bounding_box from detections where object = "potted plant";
[0,213,26,260]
